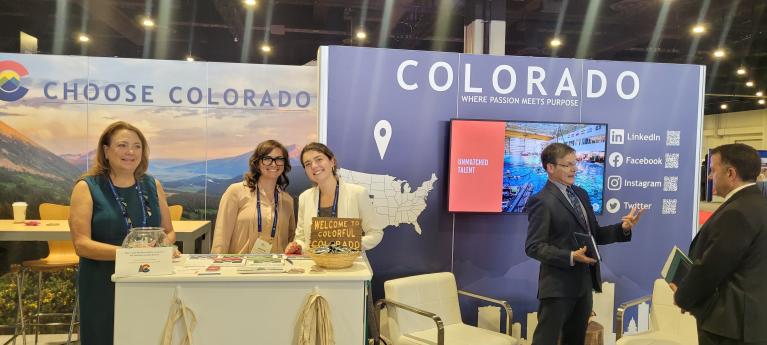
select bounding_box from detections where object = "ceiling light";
[713,49,725,58]
[759,99,766,105]
[142,18,155,28]
[243,0,257,6]
[736,67,746,75]
[185,56,194,62]
[720,104,728,110]
[757,91,764,97]
[691,24,706,35]
[260,44,272,53]
[746,81,755,87]
[356,30,367,40]
[550,38,562,48]
[78,34,90,43]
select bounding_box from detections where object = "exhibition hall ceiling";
[0,0,764,114]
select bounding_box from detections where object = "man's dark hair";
[540,143,576,169]
[711,143,761,182]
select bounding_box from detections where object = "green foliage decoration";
[0,267,77,335]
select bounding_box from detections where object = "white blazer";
[295,180,385,251]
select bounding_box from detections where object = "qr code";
[662,199,677,215]
[666,131,680,146]
[663,176,678,192]
[665,153,679,168]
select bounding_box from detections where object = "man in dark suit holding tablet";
[672,143,767,345]
[526,143,643,345]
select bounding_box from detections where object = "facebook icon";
[610,129,625,144]
[608,152,624,167]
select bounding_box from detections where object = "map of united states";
[338,169,438,234]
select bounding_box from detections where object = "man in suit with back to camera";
[672,143,767,345]
[526,143,644,345]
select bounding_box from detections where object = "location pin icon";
[374,120,392,160]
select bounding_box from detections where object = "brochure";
[182,254,247,267]
[245,254,284,268]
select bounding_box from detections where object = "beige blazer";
[211,182,296,254]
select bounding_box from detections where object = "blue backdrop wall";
[320,46,704,333]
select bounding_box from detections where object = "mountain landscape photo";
[1,118,313,223]
[0,120,81,219]
[156,144,311,221]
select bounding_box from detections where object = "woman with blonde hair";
[69,121,176,345]
[211,140,296,254]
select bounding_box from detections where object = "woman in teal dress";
[69,121,176,345]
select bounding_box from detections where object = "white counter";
[113,256,371,345]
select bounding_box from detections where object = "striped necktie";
[566,186,588,230]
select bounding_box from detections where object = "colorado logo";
[0,61,29,102]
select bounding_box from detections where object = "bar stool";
[0,264,27,345]
[19,203,79,344]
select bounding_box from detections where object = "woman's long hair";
[244,140,292,192]
[81,121,150,179]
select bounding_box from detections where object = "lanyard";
[256,186,280,238]
[317,181,340,218]
[106,176,148,231]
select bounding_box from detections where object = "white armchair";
[376,272,519,345]
[615,279,697,345]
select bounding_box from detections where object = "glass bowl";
[121,227,169,248]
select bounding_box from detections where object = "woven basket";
[308,251,361,269]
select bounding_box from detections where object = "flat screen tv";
[448,119,607,214]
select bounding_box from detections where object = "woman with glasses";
[69,121,176,345]
[284,142,384,255]
[211,140,296,254]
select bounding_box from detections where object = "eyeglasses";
[555,163,577,170]
[260,156,286,166]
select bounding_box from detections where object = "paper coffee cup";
[12,202,28,223]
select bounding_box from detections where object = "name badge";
[251,237,272,254]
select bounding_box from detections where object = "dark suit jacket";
[675,185,767,342]
[525,181,631,299]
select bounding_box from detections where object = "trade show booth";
[0,45,705,343]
